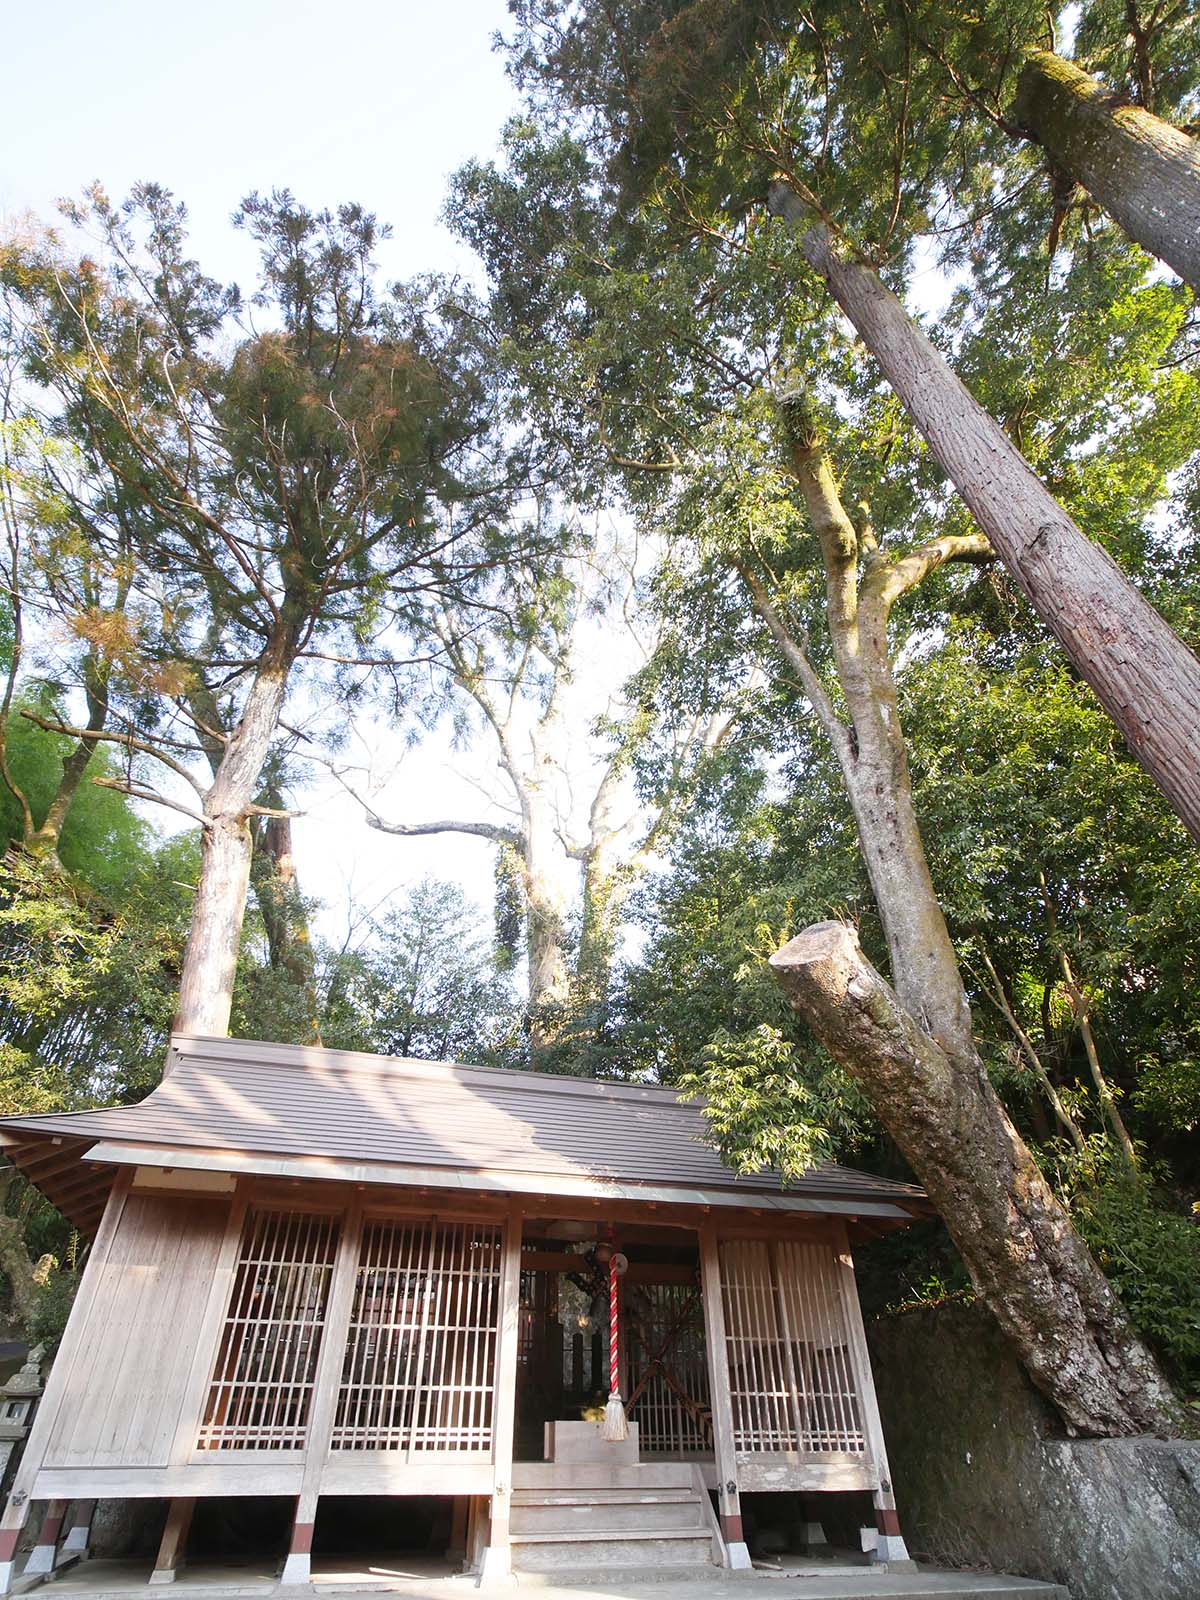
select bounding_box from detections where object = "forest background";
[0,0,1198,1437]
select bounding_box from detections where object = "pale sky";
[3,0,518,288]
[2,0,576,946]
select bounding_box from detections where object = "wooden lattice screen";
[330,1218,502,1454]
[719,1238,866,1456]
[626,1282,712,1456]
[197,1208,340,1451]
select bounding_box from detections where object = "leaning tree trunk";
[173,662,290,1040]
[769,188,1200,843]
[770,923,1177,1436]
[1013,50,1200,292]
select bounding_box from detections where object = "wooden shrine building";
[0,1036,928,1587]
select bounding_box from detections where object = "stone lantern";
[0,1346,43,1488]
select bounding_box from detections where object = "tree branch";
[19,710,208,796]
[733,561,851,764]
[864,531,994,613]
[90,775,212,828]
[366,815,521,846]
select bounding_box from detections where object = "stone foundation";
[868,1302,1200,1600]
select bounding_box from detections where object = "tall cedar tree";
[2,186,535,1037]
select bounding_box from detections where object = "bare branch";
[366,815,520,847]
[90,775,211,828]
[19,710,208,796]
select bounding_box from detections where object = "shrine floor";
[10,1554,1069,1600]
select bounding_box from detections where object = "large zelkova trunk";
[576,849,624,1020]
[1013,50,1200,292]
[769,189,1200,842]
[743,416,1175,1435]
[781,431,976,1062]
[839,734,975,1060]
[574,766,636,1026]
[523,794,573,1052]
[769,923,1177,1436]
[173,663,290,1040]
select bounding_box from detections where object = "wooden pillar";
[0,1498,32,1595]
[479,1200,523,1583]
[281,1498,316,1588]
[697,1222,752,1570]
[60,1499,96,1560]
[831,1222,911,1566]
[447,1496,469,1566]
[169,1183,251,1466]
[0,1171,133,1596]
[465,1496,488,1574]
[768,1239,808,1447]
[149,1497,195,1586]
[282,1196,364,1584]
[22,1499,67,1576]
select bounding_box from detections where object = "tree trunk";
[769,922,1177,1436]
[1012,50,1200,292]
[173,663,290,1040]
[785,423,977,1060]
[250,804,321,1043]
[523,795,572,1051]
[25,659,110,860]
[769,191,1200,843]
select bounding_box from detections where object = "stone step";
[513,1462,697,1492]
[511,1489,698,1505]
[511,1497,709,1534]
[509,1528,715,1573]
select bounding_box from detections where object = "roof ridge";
[169,1034,696,1106]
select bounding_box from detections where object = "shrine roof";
[0,1034,928,1234]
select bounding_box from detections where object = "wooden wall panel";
[44,1194,228,1469]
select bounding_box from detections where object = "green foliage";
[0,698,156,893]
[317,880,520,1065]
[679,1024,846,1179]
[1046,1139,1200,1389]
[28,1269,79,1355]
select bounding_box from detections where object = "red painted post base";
[24,1500,67,1576]
[280,1520,313,1585]
[719,1512,752,1570]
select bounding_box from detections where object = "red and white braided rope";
[608,1254,620,1398]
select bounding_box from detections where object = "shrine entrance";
[514,1221,713,1462]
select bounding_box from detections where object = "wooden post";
[768,1239,807,1447]
[831,1222,911,1565]
[149,1498,195,1586]
[168,1183,251,1465]
[447,1496,469,1566]
[22,1499,67,1576]
[697,1222,751,1570]
[466,1496,488,1574]
[60,1499,96,1561]
[0,1171,133,1596]
[281,1196,364,1585]
[479,1200,522,1583]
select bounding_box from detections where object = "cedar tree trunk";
[173,662,290,1039]
[1013,51,1200,292]
[769,186,1200,842]
[769,923,1177,1437]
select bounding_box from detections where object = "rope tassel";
[600,1250,629,1442]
